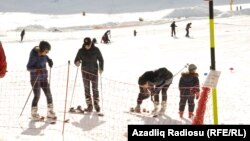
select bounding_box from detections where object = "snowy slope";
[1,0,250,141]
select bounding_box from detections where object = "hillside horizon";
[0,0,249,14]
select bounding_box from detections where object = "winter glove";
[48,59,53,68]
[75,61,80,67]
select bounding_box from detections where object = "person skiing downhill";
[135,67,173,115]
[26,41,56,120]
[178,64,200,118]
[74,37,104,113]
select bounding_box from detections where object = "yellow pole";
[230,0,234,11]
[208,0,219,124]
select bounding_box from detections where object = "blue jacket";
[27,47,50,81]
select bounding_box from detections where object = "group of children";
[135,64,200,119]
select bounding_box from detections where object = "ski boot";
[84,104,93,112]
[134,104,141,113]
[179,112,184,118]
[31,107,44,121]
[69,107,76,112]
[47,104,57,119]
[77,105,85,113]
[94,104,100,112]
[152,102,160,115]
[94,98,101,112]
[159,101,167,115]
[152,102,160,117]
[189,112,194,119]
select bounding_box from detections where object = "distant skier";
[20,29,25,42]
[170,21,177,37]
[134,29,137,37]
[101,30,111,44]
[178,64,200,119]
[185,22,192,37]
[92,38,97,44]
[134,67,173,116]
[0,41,7,78]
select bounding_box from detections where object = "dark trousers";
[179,95,195,113]
[82,71,99,106]
[152,84,169,103]
[186,29,189,37]
[171,29,176,37]
[31,80,53,107]
[137,84,170,105]
[21,36,24,42]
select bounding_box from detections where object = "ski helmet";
[188,64,197,72]
[39,41,51,52]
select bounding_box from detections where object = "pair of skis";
[30,116,70,124]
[128,107,163,118]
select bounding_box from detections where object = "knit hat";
[188,64,197,72]
[39,41,51,52]
[83,37,91,45]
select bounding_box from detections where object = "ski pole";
[100,72,104,113]
[69,67,79,108]
[173,63,189,77]
[19,75,39,118]
[62,61,70,136]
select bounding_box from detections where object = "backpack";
[0,42,7,77]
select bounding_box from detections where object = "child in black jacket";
[179,64,200,118]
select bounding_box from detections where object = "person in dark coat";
[134,29,137,37]
[20,29,25,42]
[135,67,173,115]
[92,38,97,44]
[185,22,192,37]
[101,30,111,44]
[26,41,55,120]
[170,21,177,37]
[74,37,104,113]
[0,41,7,78]
[178,64,200,118]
